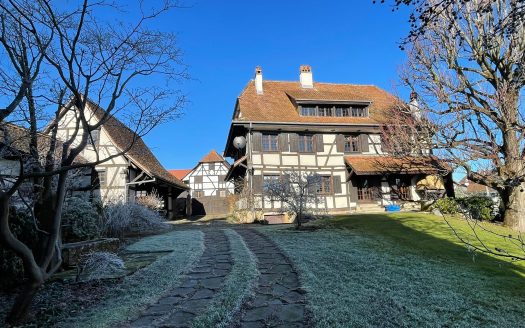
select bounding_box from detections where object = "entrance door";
[355,177,382,203]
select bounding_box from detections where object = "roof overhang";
[345,155,450,176]
[225,155,247,182]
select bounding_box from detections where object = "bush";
[457,196,495,221]
[61,197,101,243]
[76,251,126,281]
[431,197,460,215]
[0,207,39,289]
[102,201,169,238]
[135,190,164,211]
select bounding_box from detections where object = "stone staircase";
[356,203,386,214]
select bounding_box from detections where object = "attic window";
[299,104,368,118]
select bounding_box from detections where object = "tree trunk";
[502,184,525,231]
[6,280,43,325]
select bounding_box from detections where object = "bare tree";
[378,0,525,46]
[0,0,186,324]
[263,171,323,229]
[383,0,525,230]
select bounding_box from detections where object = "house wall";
[248,132,384,213]
[187,162,234,197]
[56,106,128,202]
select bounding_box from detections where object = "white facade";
[187,161,234,198]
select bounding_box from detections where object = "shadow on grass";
[321,213,525,286]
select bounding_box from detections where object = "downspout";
[248,122,254,221]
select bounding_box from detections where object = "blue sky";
[145,1,412,169]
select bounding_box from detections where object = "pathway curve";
[128,228,232,328]
[234,228,309,328]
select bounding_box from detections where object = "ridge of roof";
[199,149,227,163]
[247,79,380,87]
[85,98,189,190]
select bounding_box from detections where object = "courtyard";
[2,213,524,327]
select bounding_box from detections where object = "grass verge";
[59,229,204,328]
[261,213,525,327]
[191,228,259,328]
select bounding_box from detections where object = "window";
[263,175,281,192]
[300,106,316,116]
[262,134,279,152]
[317,176,333,194]
[352,107,367,117]
[194,190,204,197]
[318,106,332,117]
[209,163,215,171]
[335,107,350,117]
[96,170,106,187]
[219,189,227,197]
[299,104,368,118]
[344,135,360,152]
[136,190,147,197]
[194,176,203,184]
[298,135,314,153]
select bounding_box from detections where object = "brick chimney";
[299,65,313,88]
[255,66,263,94]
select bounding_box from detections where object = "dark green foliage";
[431,198,460,215]
[457,196,495,221]
[431,196,495,221]
[61,197,100,243]
[0,207,39,289]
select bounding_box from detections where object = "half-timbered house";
[54,99,189,218]
[185,150,233,198]
[224,65,454,223]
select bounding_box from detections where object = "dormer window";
[298,104,368,118]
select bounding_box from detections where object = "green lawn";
[261,213,525,327]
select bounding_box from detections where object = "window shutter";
[279,133,288,152]
[252,132,262,152]
[316,134,324,152]
[359,134,369,153]
[333,175,342,194]
[252,175,263,194]
[336,134,345,153]
[289,133,299,152]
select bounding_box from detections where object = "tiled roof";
[0,123,87,164]
[345,155,449,175]
[199,149,228,164]
[235,81,401,124]
[87,100,189,190]
[169,169,191,180]
[458,177,496,194]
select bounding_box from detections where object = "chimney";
[409,92,421,120]
[299,65,313,88]
[255,66,263,94]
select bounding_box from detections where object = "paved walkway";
[128,229,232,327]
[235,228,308,328]
[127,226,309,328]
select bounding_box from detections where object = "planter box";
[62,238,120,268]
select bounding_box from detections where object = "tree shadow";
[328,213,525,284]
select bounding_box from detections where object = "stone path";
[235,228,308,328]
[128,229,232,328]
[127,226,309,328]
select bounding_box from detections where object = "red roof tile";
[344,155,449,175]
[199,149,227,164]
[168,169,191,180]
[235,81,402,124]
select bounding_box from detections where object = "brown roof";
[87,100,189,190]
[168,169,191,180]
[458,177,496,194]
[235,81,401,124]
[345,155,449,175]
[199,149,228,164]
